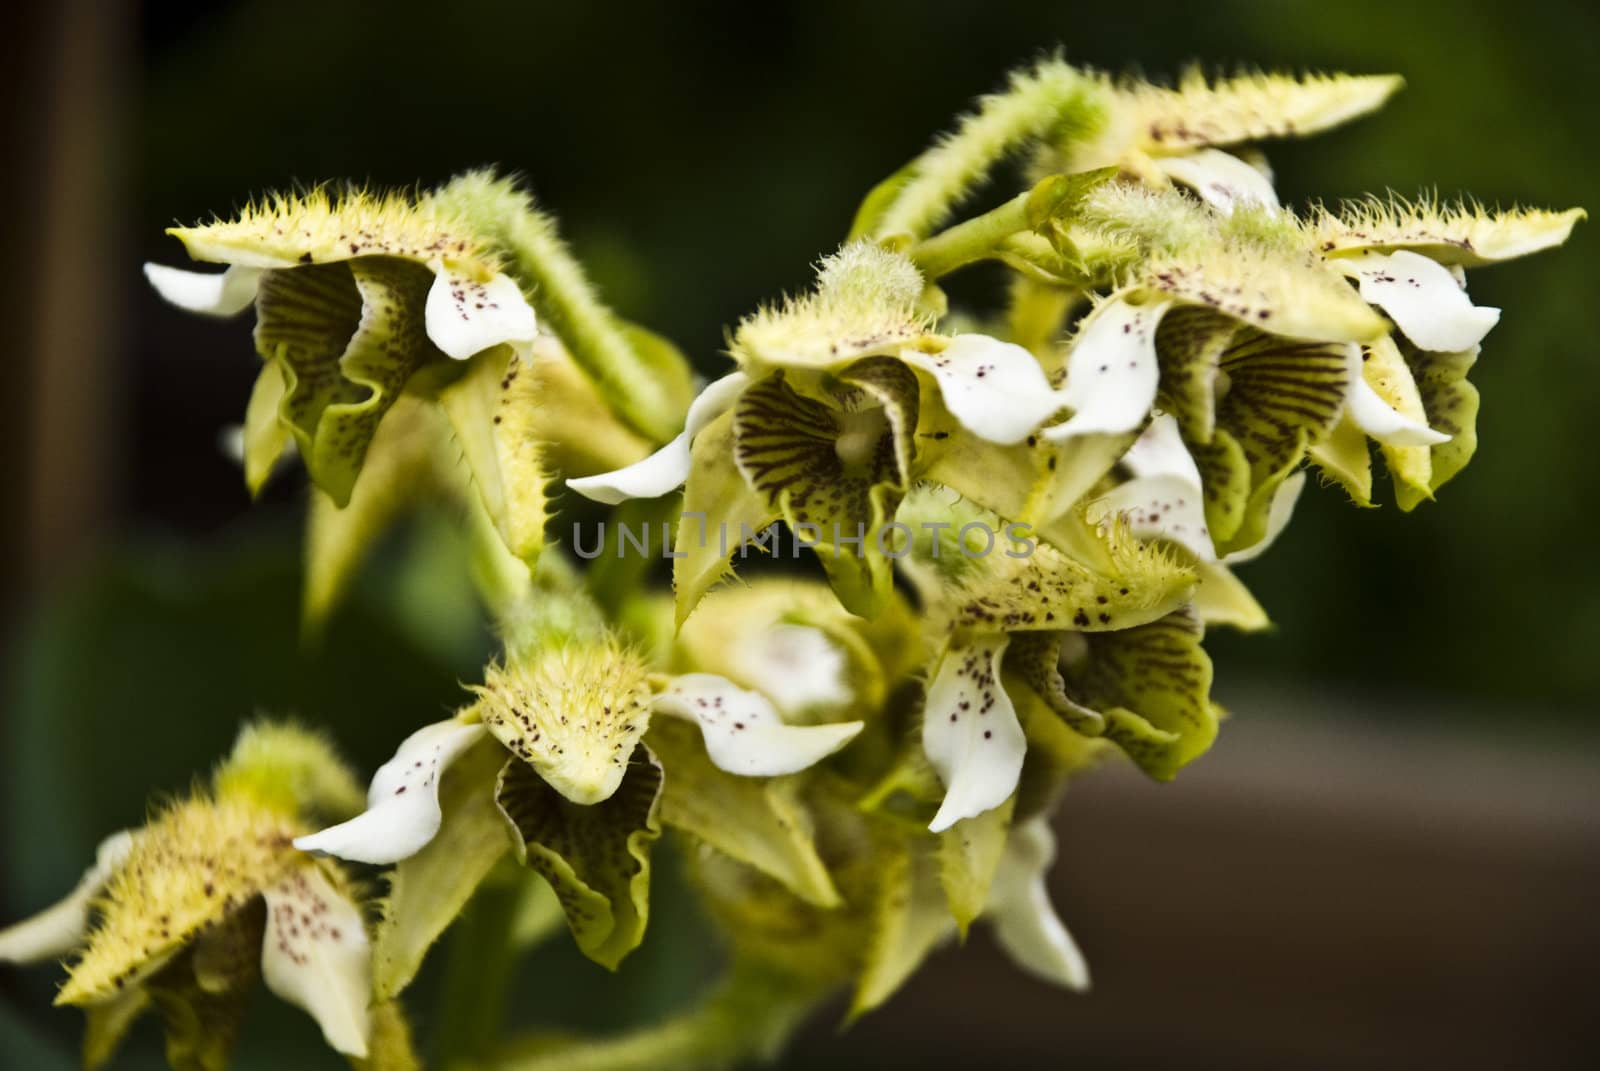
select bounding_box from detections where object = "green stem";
[499,220,686,441]
[483,963,831,1071]
[908,189,1031,280]
[433,173,691,442]
[433,876,525,1065]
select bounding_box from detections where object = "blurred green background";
[2,1,1596,1068]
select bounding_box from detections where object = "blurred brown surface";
[788,690,1600,1069]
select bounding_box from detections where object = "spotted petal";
[654,673,863,777]
[1344,250,1500,352]
[1092,474,1214,561]
[1345,340,1451,447]
[568,371,750,504]
[294,719,488,865]
[0,831,133,964]
[1152,148,1279,213]
[144,263,263,316]
[261,864,372,1058]
[901,334,1063,445]
[423,261,537,360]
[985,816,1088,991]
[923,637,1027,833]
[1044,297,1167,440]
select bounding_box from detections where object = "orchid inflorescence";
[1,56,1581,1070]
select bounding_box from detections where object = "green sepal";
[1308,409,1374,507]
[303,397,455,633]
[1396,343,1480,511]
[648,717,840,907]
[372,735,510,1001]
[937,795,1015,936]
[673,409,778,628]
[848,842,952,1020]
[1192,561,1271,632]
[946,519,1196,633]
[494,747,663,970]
[435,344,552,566]
[82,987,152,1070]
[241,358,292,497]
[144,900,265,1071]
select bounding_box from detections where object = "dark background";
[2,1,1596,1068]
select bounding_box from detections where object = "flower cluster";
[3,56,1580,1070]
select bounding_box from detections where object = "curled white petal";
[1343,344,1451,447]
[923,637,1026,833]
[1043,298,1168,441]
[1154,148,1280,213]
[1345,250,1500,352]
[900,334,1063,445]
[1093,474,1215,561]
[567,371,751,504]
[653,673,862,776]
[294,720,487,865]
[733,624,853,715]
[261,865,372,1058]
[1223,471,1306,565]
[1122,412,1203,484]
[986,816,1089,991]
[424,262,538,360]
[143,263,262,316]
[0,831,133,964]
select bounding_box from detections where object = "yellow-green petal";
[648,717,840,907]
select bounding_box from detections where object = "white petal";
[1343,344,1451,447]
[653,673,863,776]
[143,263,262,316]
[733,624,853,715]
[1122,412,1203,484]
[424,262,538,361]
[1345,250,1500,352]
[1093,474,1215,561]
[923,637,1027,833]
[294,720,487,865]
[1154,148,1280,213]
[1223,471,1306,565]
[1043,298,1168,441]
[900,334,1063,445]
[986,817,1089,991]
[261,865,372,1059]
[0,831,133,964]
[567,371,750,504]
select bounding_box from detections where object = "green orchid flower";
[0,724,408,1068]
[568,242,1082,619]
